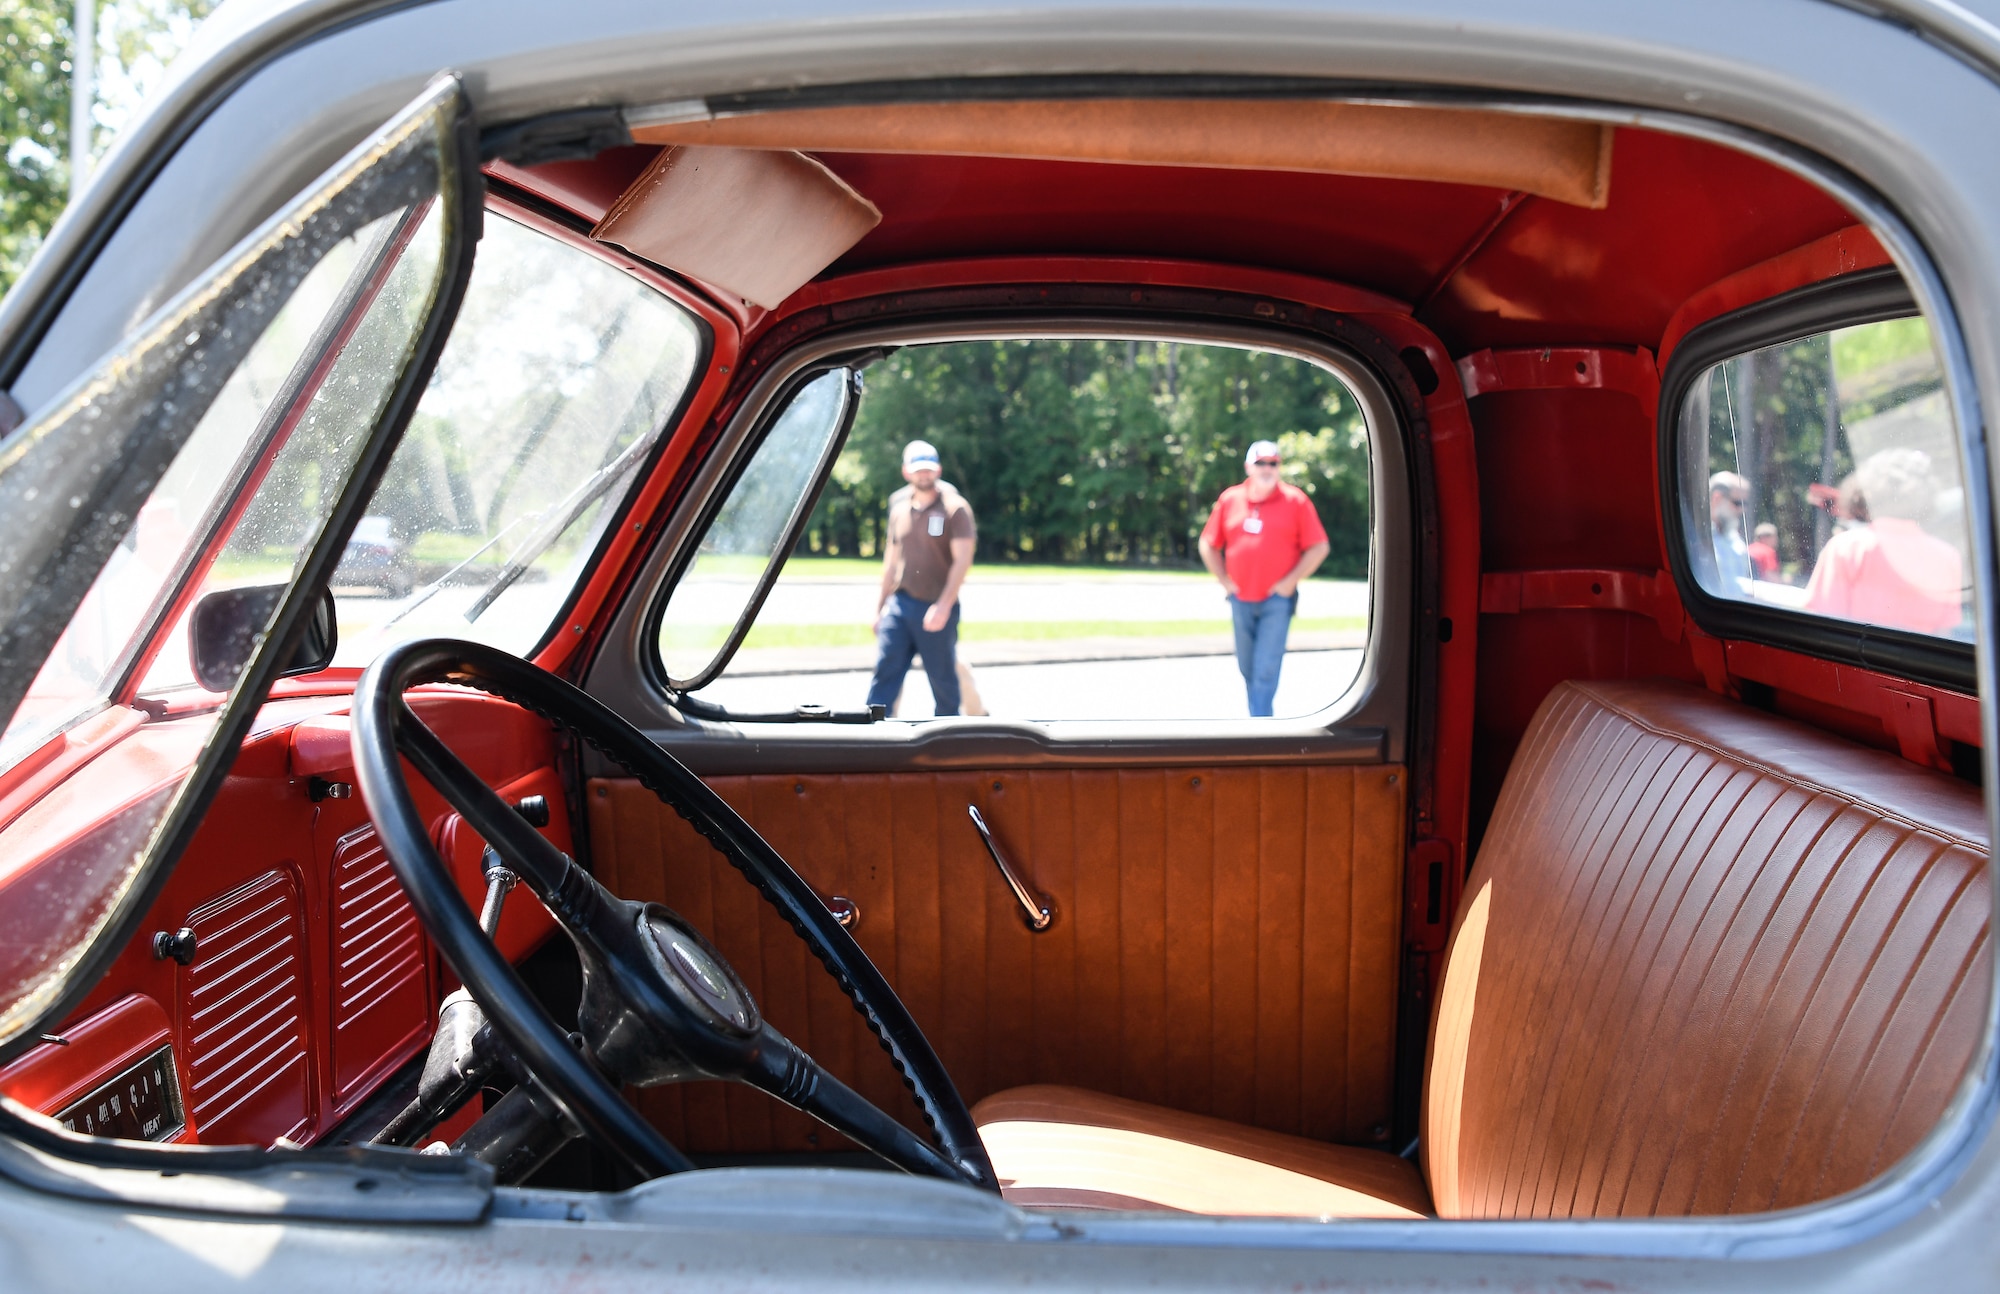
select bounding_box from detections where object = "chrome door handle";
[967,805,1055,932]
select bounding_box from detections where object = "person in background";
[1748,522,1781,583]
[1198,440,1330,718]
[1804,448,1964,634]
[868,439,977,716]
[1709,470,1752,592]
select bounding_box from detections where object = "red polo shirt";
[1200,482,1328,602]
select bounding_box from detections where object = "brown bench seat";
[974,678,1990,1217]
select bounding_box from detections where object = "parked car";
[0,0,1995,1289]
[332,515,412,597]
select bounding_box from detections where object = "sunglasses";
[1252,458,1281,467]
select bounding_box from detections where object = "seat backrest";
[1422,678,1989,1218]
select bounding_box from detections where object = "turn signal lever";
[476,795,550,934]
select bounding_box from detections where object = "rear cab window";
[1672,279,1974,658]
[655,337,1378,725]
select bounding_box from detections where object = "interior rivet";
[1190,776,1202,789]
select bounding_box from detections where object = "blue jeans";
[867,591,962,716]
[1230,592,1295,717]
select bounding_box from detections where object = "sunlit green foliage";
[0,0,214,294]
[0,0,72,292]
[803,340,1371,579]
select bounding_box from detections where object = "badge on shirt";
[928,514,945,536]
[1243,516,1263,535]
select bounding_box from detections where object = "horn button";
[641,909,758,1035]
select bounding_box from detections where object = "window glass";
[1680,315,1972,640]
[129,207,447,698]
[657,369,854,684]
[673,340,1372,721]
[4,217,403,741]
[327,212,704,665]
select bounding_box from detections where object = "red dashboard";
[0,690,566,1147]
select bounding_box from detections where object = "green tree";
[1,0,215,295]
[802,338,1371,578]
[0,0,74,293]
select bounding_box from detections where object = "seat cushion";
[974,1084,1432,1217]
[1424,678,1989,1218]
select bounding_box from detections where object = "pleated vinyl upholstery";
[1423,678,1990,1218]
[586,765,1406,1153]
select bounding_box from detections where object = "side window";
[656,368,856,687]
[1677,311,1972,641]
[657,338,1374,722]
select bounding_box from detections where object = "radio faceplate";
[56,1045,184,1142]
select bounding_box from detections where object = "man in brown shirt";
[868,439,976,715]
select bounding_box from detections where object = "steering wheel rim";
[352,637,997,1189]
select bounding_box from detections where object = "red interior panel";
[0,690,573,1147]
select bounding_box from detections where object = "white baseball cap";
[903,439,941,469]
[1245,440,1282,468]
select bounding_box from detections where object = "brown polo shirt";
[889,483,976,604]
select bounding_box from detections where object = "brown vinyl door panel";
[587,764,1406,1154]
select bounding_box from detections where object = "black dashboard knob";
[152,927,198,966]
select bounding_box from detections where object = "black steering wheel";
[351,638,997,1189]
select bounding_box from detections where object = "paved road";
[325,565,1371,725]
[699,648,1365,722]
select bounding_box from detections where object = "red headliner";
[505,122,1858,356]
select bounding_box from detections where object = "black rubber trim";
[701,73,1601,115]
[1657,266,1977,695]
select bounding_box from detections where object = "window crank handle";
[967,805,1055,932]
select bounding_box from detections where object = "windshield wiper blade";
[459,431,657,623]
[671,692,885,725]
[382,430,654,632]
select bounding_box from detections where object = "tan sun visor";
[592,145,883,309]
[631,99,1614,210]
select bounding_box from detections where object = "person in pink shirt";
[1804,448,1966,635]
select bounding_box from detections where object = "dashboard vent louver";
[180,869,310,1146]
[329,826,429,1104]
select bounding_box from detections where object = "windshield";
[108,210,705,704]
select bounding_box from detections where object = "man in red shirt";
[1198,440,1331,716]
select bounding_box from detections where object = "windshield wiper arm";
[459,432,658,623]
